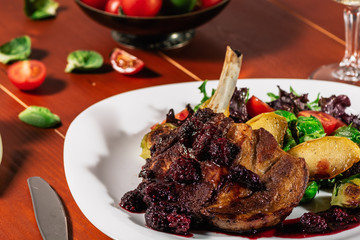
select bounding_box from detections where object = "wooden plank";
[162,0,346,81]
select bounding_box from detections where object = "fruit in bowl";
[75,0,229,49]
[81,0,224,17]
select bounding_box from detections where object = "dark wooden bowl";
[74,0,230,49]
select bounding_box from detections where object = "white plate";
[64,79,360,240]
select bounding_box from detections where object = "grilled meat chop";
[120,47,309,235]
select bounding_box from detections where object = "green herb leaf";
[194,80,215,111]
[307,93,321,111]
[24,0,59,20]
[266,92,279,101]
[65,50,104,73]
[19,106,61,128]
[0,36,31,64]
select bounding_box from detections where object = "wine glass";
[309,0,360,81]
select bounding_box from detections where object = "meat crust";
[201,125,309,232]
[127,109,309,234]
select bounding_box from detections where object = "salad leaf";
[319,94,360,130]
[267,86,310,115]
[24,0,59,20]
[307,93,321,111]
[332,124,360,144]
[229,87,250,123]
[296,116,326,143]
[0,36,31,64]
[274,110,297,151]
[19,106,61,128]
[65,50,103,73]
[274,109,297,122]
[194,80,215,111]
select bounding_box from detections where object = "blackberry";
[145,206,169,232]
[167,158,200,184]
[300,212,328,233]
[120,189,147,213]
[177,118,203,147]
[229,165,264,191]
[209,138,240,166]
[142,182,177,205]
[145,206,192,235]
[167,211,192,235]
[319,207,359,230]
[192,124,219,161]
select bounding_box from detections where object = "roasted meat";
[121,108,309,234]
[120,47,309,235]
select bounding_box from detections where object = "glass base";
[309,63,360,82]
[111,30,195,50]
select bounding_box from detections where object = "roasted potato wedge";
[246,112,288,145]
[288,136,360,180]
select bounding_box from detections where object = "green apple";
[162,0,198,15]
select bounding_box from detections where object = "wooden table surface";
[0,0,359,239]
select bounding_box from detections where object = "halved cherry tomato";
[105,0,122,14]
[81,0,107,10]
[110,48,145,75]
[201,0,222,8]
[297,110,346,135]
[7,60,46,91]
[151,108,190,129]
[246,96,274,118]
[120,0,162,17]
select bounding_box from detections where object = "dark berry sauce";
[216,207,360,239]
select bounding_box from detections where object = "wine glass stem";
[340,6,360,69]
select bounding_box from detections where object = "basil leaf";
[19,106,61,128]
[65,50,104,73]
[24,0,59,20]
[0,36,31,64]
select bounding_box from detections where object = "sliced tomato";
[105,0,121,14]
[110,48,145,75]
[7,60,46,91]
[246,96,274,118]
[297,110,345,135]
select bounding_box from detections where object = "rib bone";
[207,46,243,114]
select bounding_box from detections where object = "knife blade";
[28,177,68,240]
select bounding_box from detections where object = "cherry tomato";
[155,108,189,128]
[7,60,46,91]
[105,0,121,14]
[110,48,145,75]
[81,0,108,10]
[201,0,222,8]
[246,96,274,118]
[297,110,346,135]
[120,0,162,17]
[174,108,190,121]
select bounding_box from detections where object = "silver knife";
[28,177,68,240]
